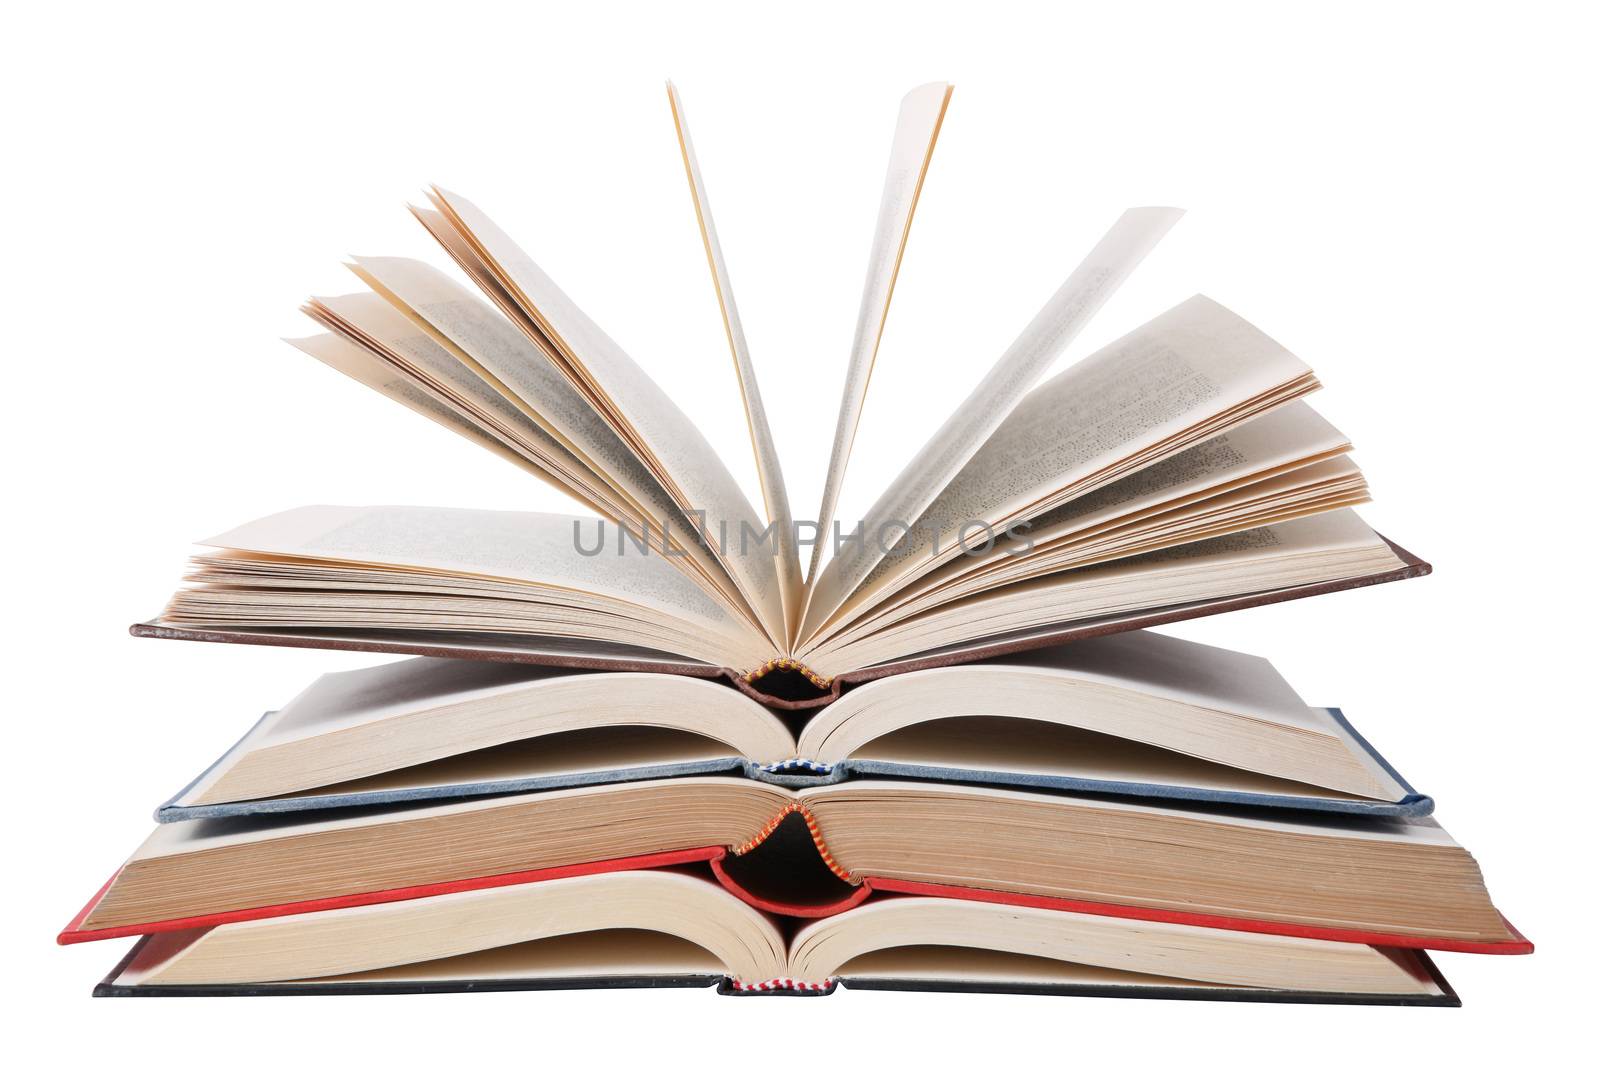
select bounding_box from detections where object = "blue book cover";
[156,633,1431,822]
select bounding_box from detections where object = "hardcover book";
[136,81,1428,706]
[65,771,1525,952]
[60,80,1529,1006]
[91,869,1465,1005]
[154,631,1433,821]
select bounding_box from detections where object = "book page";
[271,659,577,739]
[305,290,677,541]
[808,774,1452,844]
[807,298,1320,636]
[849,403,1352,623]
[801,206,1184,640]
[199,505,760,649]
[667,82,803,637]
[993,630,1326,730]
[807,510,1402,677]
[348,259,641,471]
[263,659,788,753]
[426,188,786,648]
[807,82,953,587]
[839,720,1379,801]
[307,293,588,471]
[834,453,1365,647]
[1009,399,1347,543]
[287,332,557,485]
[897,296,1314,541]
[347,257,733,578]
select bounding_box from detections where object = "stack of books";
[60,84,1529,1005]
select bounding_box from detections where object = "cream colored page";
[833,719,1380,801]
[265,659,578,741]
[807,82,953,586]
[349,258,716,557]
[667,82,802,632]
[130,871,785,986]
[292,930,726,984]
[791,898,1429,992]
[903,401,1346,587]
[809,629,1334,748]
[796,629,1338,762]
[832,452,1365,646]
[134,777,793,860]
[312,292,577,461]
[252,657,787,756]
[200,505,752,638]
[808,509,1401,677]
[804,776,1454,844]
[1014,399,1345,535]
[991,630,1331,731]
[920,295,1314,527]
[429,188,784,646]
[351,258,627,472]
[802,206,1184,637]
[824,299,1321,619]
[832,947,1243,988]
[287,333,547,477]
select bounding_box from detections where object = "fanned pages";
[422,185,787,648]
[156,506,1409,685]
[302,289,639,530]
[286,332,559,487]
[166,505,773,670]
[137,81,1430,699]
[800,205,1185,639]
[332,255,750,615]
[808,82,953,587]
[799,296,1325,650]
[668,82,803,636]
[824,401,1358,644]
[67,83,1522,1010]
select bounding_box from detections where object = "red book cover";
[60,844,1533,955]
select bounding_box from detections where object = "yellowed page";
[667,81,803,638]
[838,407,1355,633]
[345,258,743,602]
[804,297,1319,641]
[427,187,785,649]
[287,332,555,484]
[309,294,581,462]
[305,290,678,543]
[198,505,764,662]
[347,259,641,478]
[807,81,953,589]
[807,510,1400,677]
[801,206,1184,641]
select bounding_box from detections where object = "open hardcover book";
[155,631,1431,821]
[137,82,1427,706]
[93,869,1464,1005]
[65,762,1526,954]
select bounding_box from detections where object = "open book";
[94,869,1462,1004]
[66,770,1524,952]
[139,83,1427,704]
[155,631,1431,821]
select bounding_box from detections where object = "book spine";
[730,802,855,883]
[752,758,834,774]
[742,657,832,690]
[718,977,835,996]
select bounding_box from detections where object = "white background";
[5,0,1596,1060]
